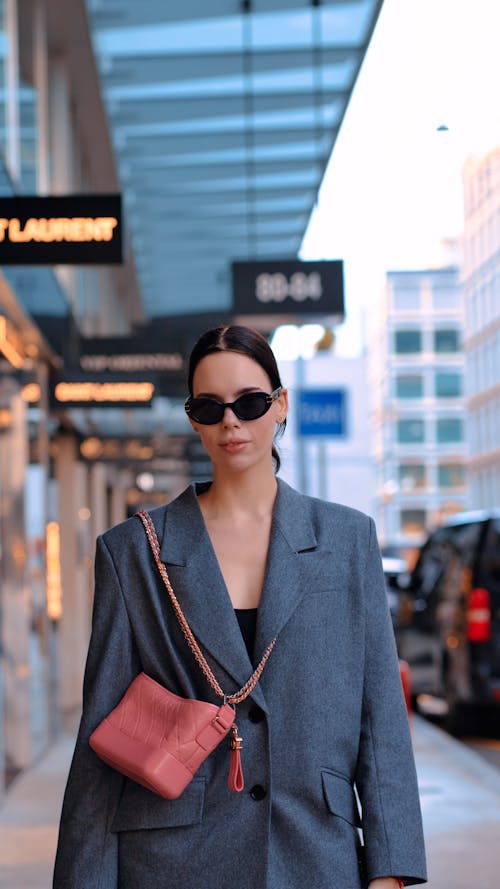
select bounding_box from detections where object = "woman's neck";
[198,470,278,521]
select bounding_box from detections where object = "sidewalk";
[1,716,499,888]
[0,733,74,889]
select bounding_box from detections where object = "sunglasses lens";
[187,398,222,424]
[186,390,277,424]
[233,393,269,420]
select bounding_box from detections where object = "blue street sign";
[297,389,347,437]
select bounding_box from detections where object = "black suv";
[396,509,500,733]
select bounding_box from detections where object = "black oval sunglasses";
[185,387,282,425]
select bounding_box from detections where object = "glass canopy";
[85,0,383,319]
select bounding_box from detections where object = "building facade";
[0,0,138,794]
[369,265,468,551]
[461,146,500,507]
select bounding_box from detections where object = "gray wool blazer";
[53,479,427,889]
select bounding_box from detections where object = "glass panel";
[95,5,371,55]
[396,375,423,398]
[435,372,462,398]
[394,330,422,354]
[438,464,466,487]
[434,329,460,352]
[436,418,464,443]
[397,419,425,443]
[399,464,426,491]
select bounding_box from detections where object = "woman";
[54,324,427,889]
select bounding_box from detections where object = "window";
[434,329,460,352]
[401,509,427,538]
[399,464,426,491]
[436,418,464,443]
[432,288,459,310]
[438,464,466,488]
[435,372,462,398]
[397,419,425,443]
[393,289,421,311]
[395,330,422,354]
[396,375,423,399]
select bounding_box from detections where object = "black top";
[234,608,258,660]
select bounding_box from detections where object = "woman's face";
[189,350,288,475]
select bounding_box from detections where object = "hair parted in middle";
[187,324,286,471]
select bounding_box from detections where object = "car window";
[412,529,452,595]
[412,522,481,597]
[446,522,482,564]
[477,518,500,593]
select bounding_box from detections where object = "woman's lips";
[220,440,248,453]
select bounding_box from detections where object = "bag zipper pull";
[228,724,244,792]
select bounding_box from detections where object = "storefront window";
[0,0,38,190]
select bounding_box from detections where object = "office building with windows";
[461,145,500,507]
[369,264,468,549]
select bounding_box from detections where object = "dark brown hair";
[188,325,286,471]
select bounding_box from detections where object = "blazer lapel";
[254,479,328,658]
[156,480,328,712]
[158,485,268,711]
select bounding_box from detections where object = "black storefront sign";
[232,259,344,319]
[0,194,122,264]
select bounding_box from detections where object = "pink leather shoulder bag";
[89,510,275,799]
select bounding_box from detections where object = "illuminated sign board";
[79,351,183,373]
[77,335,187,397]
[0,194,122,264]
[51,374,154,408]
[232,260,344,319]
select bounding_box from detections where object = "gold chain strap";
[136,510,276,705]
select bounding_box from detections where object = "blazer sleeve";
[53,534,141,889]
[354,518,427,887]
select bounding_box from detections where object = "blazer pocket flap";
[321,770,361,827]
[111,777,205,832]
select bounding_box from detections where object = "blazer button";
[248,706,265,724]
[249,784,267,801]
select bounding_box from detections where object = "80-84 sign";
[232,260,344,319]
[255,271,322,303]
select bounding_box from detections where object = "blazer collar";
[159,479,317,565]
[157,480,324,710]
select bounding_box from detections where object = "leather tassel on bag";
[228,724,244,792]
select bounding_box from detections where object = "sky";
[299,0,500,357]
